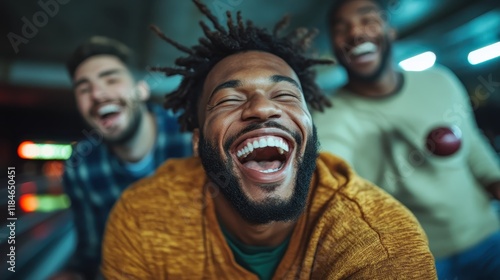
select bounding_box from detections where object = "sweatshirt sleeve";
[441,67,500,186]
[334,178,437,279]
[101,196,151,279]
[309,157,437,280]
[468,127,500,186]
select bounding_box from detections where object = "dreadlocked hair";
[150,0,334,132]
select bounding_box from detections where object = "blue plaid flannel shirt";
[62,103,192,278]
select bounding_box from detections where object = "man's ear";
[136,80,150,101]
[192,128,200,157]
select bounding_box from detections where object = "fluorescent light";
[20,194,70,213]
[18,141,72,160]
[399,51,436,71]
[468,42,500,65]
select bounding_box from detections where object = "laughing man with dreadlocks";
[101,0,436,279]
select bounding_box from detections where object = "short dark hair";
[66,36,133,79]
[327,0,387,27]
[150,0,334,132]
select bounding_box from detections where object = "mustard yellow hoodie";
[102,153,436,279]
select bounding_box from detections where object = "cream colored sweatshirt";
[314,66,500,258]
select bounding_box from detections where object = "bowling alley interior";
[0,0,499,279]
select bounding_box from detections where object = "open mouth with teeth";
[235,136,291,174]
[348,41,378,63]
[95,104,122,127]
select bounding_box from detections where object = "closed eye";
[274,92,300,101]
[217,99,243,105]
[363,17,379,26]
[207,98,244,111]
[76,85,90,95]
[107,78,118,84]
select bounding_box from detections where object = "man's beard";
[198,121,319,225]
[336,34,393,83]
[104,100,144,145]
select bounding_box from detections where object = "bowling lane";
[0,173,76,280]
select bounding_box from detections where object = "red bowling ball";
[425,126,462,156]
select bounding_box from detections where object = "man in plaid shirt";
[51,36,192,280]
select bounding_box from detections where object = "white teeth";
[351,42,377,56]
[268,138,275,147]
[97,104,120,116]
[281,140,289,152]
[261,168,280,173]
[236,136,290,158]
[259,138,266,148]
[253,140,260,149]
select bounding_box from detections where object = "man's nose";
[348,24,366,40]
[241,94,282,121]
[90,83,108,100]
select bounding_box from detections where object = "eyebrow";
[270,75,302,91]
[209,80,242,100]
[73,68,124,89]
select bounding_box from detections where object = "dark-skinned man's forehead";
[331,1,382,23]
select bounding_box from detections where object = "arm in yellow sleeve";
[101,198,151,279]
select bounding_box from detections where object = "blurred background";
[0,0,499,279]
